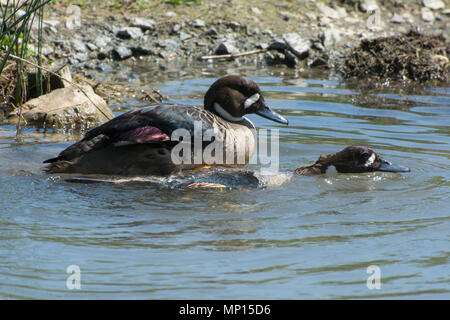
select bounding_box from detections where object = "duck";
[293,145,411,175]
[44,75,288,175]
[184,146,410,189]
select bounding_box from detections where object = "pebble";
[94,35,112,48]
[179,32,191,41]
[391,13,405,24]
[359,0,379,13]
[282,33,310,59]
[112,46,133,60]
[251,7,261,15]
[190,19,205,28]
[71,39,87,52]
[422,0,445,10]
[421,7,435,22]
[215,41,239,55]
[204,27,218,36]
[116,27,143,40]
[317,3,340,19]
[129,17,156,31]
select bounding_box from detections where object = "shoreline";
[35,0,448,81]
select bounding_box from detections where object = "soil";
[342,30,450,82]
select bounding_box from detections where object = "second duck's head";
[204,75,288,125]
[295,146,411,175]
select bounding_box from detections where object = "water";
[0,64,449,299]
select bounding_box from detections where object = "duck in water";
[183,146,410,189]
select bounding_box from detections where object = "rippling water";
[0,64,449,299]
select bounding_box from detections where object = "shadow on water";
[0,62,449,299]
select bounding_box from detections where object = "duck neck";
[294,153,337,175]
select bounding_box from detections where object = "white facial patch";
[364,153,376,167]
[244,93,260,109]
[214,103,243,122]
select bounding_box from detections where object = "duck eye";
[361,152,369,159]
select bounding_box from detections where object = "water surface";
[0,64,449,299]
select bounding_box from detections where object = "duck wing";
[43,104,215,164]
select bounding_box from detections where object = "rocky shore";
[1,0,449,129]
[33,0,448,80]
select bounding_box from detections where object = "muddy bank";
[27,0,447,84]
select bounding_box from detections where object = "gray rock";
[251,7,261,15]
[71,39,87,52]
[442,9,450,15]
[215,41,239,55]
[422,0,445,10]
[268,38,287,51]
[166,11,177,17]
[129,17,156,31]
[282,33,310,59]
[317,3,340,19]
[172,24,181,33]
[86,43,98,51]
[421,7,435,22]
[179,32,191,41]
[74,53,89,62]
[20,84,113,129]
[204,27,218,36]
[116,27,143,40]
[359,0,379,13]
[94,35,112,48]
[281,11,293,21]
[391,13,405,24]
[112,46,133,60]
[321,28,341,49]
[130,44,155,56]
[256,43,268,50]
[227,21,241,30]
[190,19,205,28]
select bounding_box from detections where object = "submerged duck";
[185,146,410,189]
[44,75,288,175]
[293,145,410,175]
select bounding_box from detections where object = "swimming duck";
[184,146,410,189]
[293,145,410,175]
[44,75,288,175]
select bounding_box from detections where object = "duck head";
[204,75,288,124]
[294,146,411,175]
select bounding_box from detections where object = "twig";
[200,49,266,60]
[8,53,114,121]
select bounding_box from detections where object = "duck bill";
[378,158,410,172]
[255,102,289,125]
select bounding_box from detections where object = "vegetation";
[0,0,51,108]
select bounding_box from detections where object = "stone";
[359,0,379,13]
[391,13,405,24]
[17,85,113,129]
[94,35,112,48]
[166,11,177,17]
[129,17,156,31]
[268,38,287,51]
[282,33,310,59]
[172,24,181,33]
[251,7,261,15]
[112,46,133,60]
[71,38,87,52]
[321,28,341,49]
[189,19,205,28]
[204,27,218,36]
[116,27,143,40]
[179,32,191,41]
[421,7,435,22]
[422,0,445,10]
[215,41,239,55]
[227,21,241,30]
[317,3,340,19]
